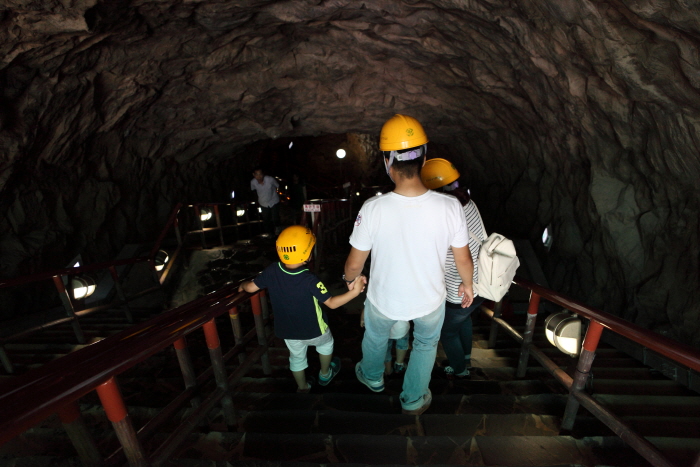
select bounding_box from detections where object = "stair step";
[573,415,700,438]
[240,410,561,436]
[592,394,700,417]
[233,376,563,396]
[229,393,569,415]
[173,432,651,466]
[588,379,696,396]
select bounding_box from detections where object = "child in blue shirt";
[239,226,366,392]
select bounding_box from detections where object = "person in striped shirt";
[421,158,487,379]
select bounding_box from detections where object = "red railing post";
[487,300,503,349]
[95,377,147,467]
[214,205,225,246]
[229,307,246,364]
[202,319,237,426]
[53,276,85,344]
[57,401,102,466]
[251,294,272,375]
[561,320,605,430]
[516,292,541,378]
[109,266,133,323]
[173,337,197,390]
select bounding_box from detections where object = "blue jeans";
[385,334,409,362]
[360,298,445,407]
[440,297,485,374]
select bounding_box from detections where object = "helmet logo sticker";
[355,213,362,226]
[406,128,414,136]
[283,254,290,260]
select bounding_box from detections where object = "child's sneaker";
[444,366,469,380]
[355,362,384,392]
[297,376,315,393]
[393,362,406,374]
[318,357,341,386]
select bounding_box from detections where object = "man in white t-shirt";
[343,114,475,415]
[250,168,280,235]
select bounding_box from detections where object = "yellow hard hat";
[276,225,316,264]
[421,158,460,189]
[379,114,429,151]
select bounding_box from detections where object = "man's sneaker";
[402,389,432,415]
[355,362,384,392]
[318,357,341,386]
[444,365,469,380]
[393,362,406,374]
[297,376,315,393]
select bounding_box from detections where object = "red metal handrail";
[0,279,250,446]
[514,276,700,372]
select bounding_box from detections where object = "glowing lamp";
[154,250,170,272]
[545,311,582,357]
[72,276,96,299]
[200,207,213,221]
[236,208,246,217]
[336,149,346,159]
[230,190,235,199]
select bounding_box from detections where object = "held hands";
[457,282,474,308]
[348,274,367,294]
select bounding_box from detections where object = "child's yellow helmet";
[276,226,316,264]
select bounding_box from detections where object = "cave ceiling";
[2,0,700,345]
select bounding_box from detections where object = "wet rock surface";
[2,0,700,346]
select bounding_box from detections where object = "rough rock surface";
[2,0,700,347]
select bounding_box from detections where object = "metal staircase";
[1,201,700,466]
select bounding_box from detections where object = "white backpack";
[470,208,520,302]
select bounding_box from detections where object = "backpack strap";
[467,200,489,245]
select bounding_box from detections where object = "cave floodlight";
[545,310,582,357]
[154,250,170,272]
[200,207,213,222]
[356,192,360,196]
[236,208,246,217]
[258,207,262,213]
[467,189,471,195]
[285,185,288,189]
[376,191,382,196]
[336,149,346,159]
[73,261,81,268]
[72,276,96,300]
[230,190,235,199]
[289,142,293,149]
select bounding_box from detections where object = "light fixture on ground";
[545,310,582,357]
[236,207,246,217]
[336,149,346,159]
[72,276,96,300]
[154,250,170,272]
[200,207,213,221]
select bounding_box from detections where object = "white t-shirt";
[250,175,280,208]
[445,200,485,304]
[349,190,469,320]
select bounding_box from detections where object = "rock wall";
[2,0,700,345]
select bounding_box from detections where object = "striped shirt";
[445,200,486,304]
